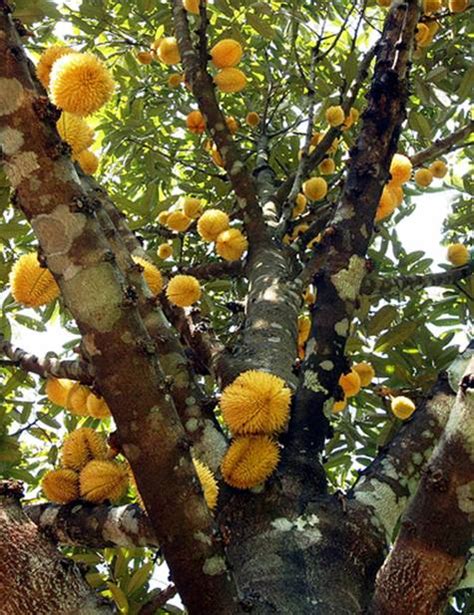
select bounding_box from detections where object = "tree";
[0,0,473,612]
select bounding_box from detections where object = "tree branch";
[410,120,474,168]
[179,260,244,281]
[26,502,158,549]
[0,334,94,384]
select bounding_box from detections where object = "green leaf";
[126,561,153,596]
[375,321,419,353]
[367,305,398,336]
[12,0,61,24]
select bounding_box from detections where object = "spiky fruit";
[342,107,359,130]
[136,51,153,64]
[197,209,230,242]
[210,144,225,167]
[353,362,375,387]
[220,371,291,435]
[325,105,345,127]
[226,116,239,134]
[80,460,129,503]
[389,153,412,185]
[423,0,442,13]
[186,110,206,134]
[158,37,181,65]
[447,244,469,267]
[246,111,260,127]
[42,468,79,504]
[50,53,114,117]
[339,370,361,398]
[449,0,469,12]
[415,23,431,46]
[210,39,243,68]
[292,193,307,218]
[10,253,60,307]
[86,393,111,419]
[221,436,280,489]
[62,427,108,470]
[157,243,173,259]
[291,223,309,241]
[297,316,311,346]
[66,383,91,416]
[166,211,192,232]
[302,177,328,201]
[332,397,347,414]
[391,396,416,420]
[214,68,247,93]
[193,458,218,510]
[57,112,94,155]
[157,211,170,226]
[36,45,75,89]
[76,149,99,175]
[150,38,163,52]
[168,73,184,88]
[303,288,315,305]
[319,158,336,175]
[166,275,201,307]
[375,186,397,222]
[215,228,248,261]
[429,159,448,178]
[132,256,163,295]
[414,168,433,187]
[377,0,391,6]
[183,0,200,14]
[46,378,75,407]
[181,197,202,219]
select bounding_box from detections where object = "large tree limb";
[26,501,158,549]
[0,7,240,613]
[410,120,474,168]
[0,481,113,614]
[371,357,474,614]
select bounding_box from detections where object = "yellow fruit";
[166,211,192,232]
[325,105,345,127]
[449,0,468,12]
[181,197,202,219]
[57,112,94,156]
[292,193,307,218]
[197,209,230,242]
[10,253,60,308]
[157,243,173,259]
[297,315,311,346]
[415,23,431,46]
[210,39,243,68]
[423,0,442,13]
[332,397,347,414]
[66,383,90,416]
[62,427,108,471]
[246,112,260,127]
[86,392,111,419]
[221,371,291,436]
[150,38,163,51]
[414,168,433,187]
[391,396,416,420]
[76,149,99,175]
[210,144,225,167]
[184,0,200,14]
[215,228,248,261]
[319,158,336,175]
[186,110,206,134]
[388,183,404,206]
[168,73,184,88]
[302,177,328,201]
[50,53,114,117]
[158,37,181,65]
[303,288,315,305]
[291,223,309,240]
[353,362,375,387]
[310,132,322,146]
[342,107,359,131]
[389,153,412,185]
[226,116,239,133]
[136,51,153,64]
[42,468,79,504]
[375,186,396,222]
[447,244,469,267]
[166,275,201,307]
[132,256,163,295]
[429,159,448,178]
[193,458,218,510]
[221,436,280,489]
[377,0,391,6]
[45,378,75,407]
[36,45,75,89]
[157,211,170,225]
[339,370,361,398]
[214,68,247,93]
[80,460,129,503]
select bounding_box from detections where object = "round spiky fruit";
[414,168,433,187]
[302,177,328,201]
[197,209,230,242]
[292,193,307,218]
[136,51,153,64]
[36,45,75,89]
[56,112,94,155]
[448,0,468,12]
[375,185,397,222]
[193,458,218,510]
[186,110,206,134]
[10,253,59,308]
[42,468,79,504]
[221,436,280,489]
[353,362,375,387]
[166,275,201,307]
[220,370,291,435]
[447,244,469,267]
[50,53,114,117]
[158,37,181,65]
[62,427,108,470]
[210,39,243,68]
[319,158,336,175]
[339,370,361,398]
[45,378,75,407]
[168,73,184,88]
[297,316,311,346]
[166,211,192,232]
[157,211,170,226]
[429,159,448,178]
[226,116,239,134]
[391,396,416,420]
[86,392,111,419]
[325,105,345,127]
[215,228,248,261]
[80,460,129,503]
[76,149,99,175]
[157,243,173,259]
[246,111,260,127]
[65,383,90,416]
[132,256,163,295]
[184,0,200,14]
[415,23,431,46]
[214,68,247,93]
[389,153,412,185]
[423,0,442,12]
[181,197,202,219]
[332,397,347,414]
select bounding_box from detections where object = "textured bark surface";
[0,482,112,615]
